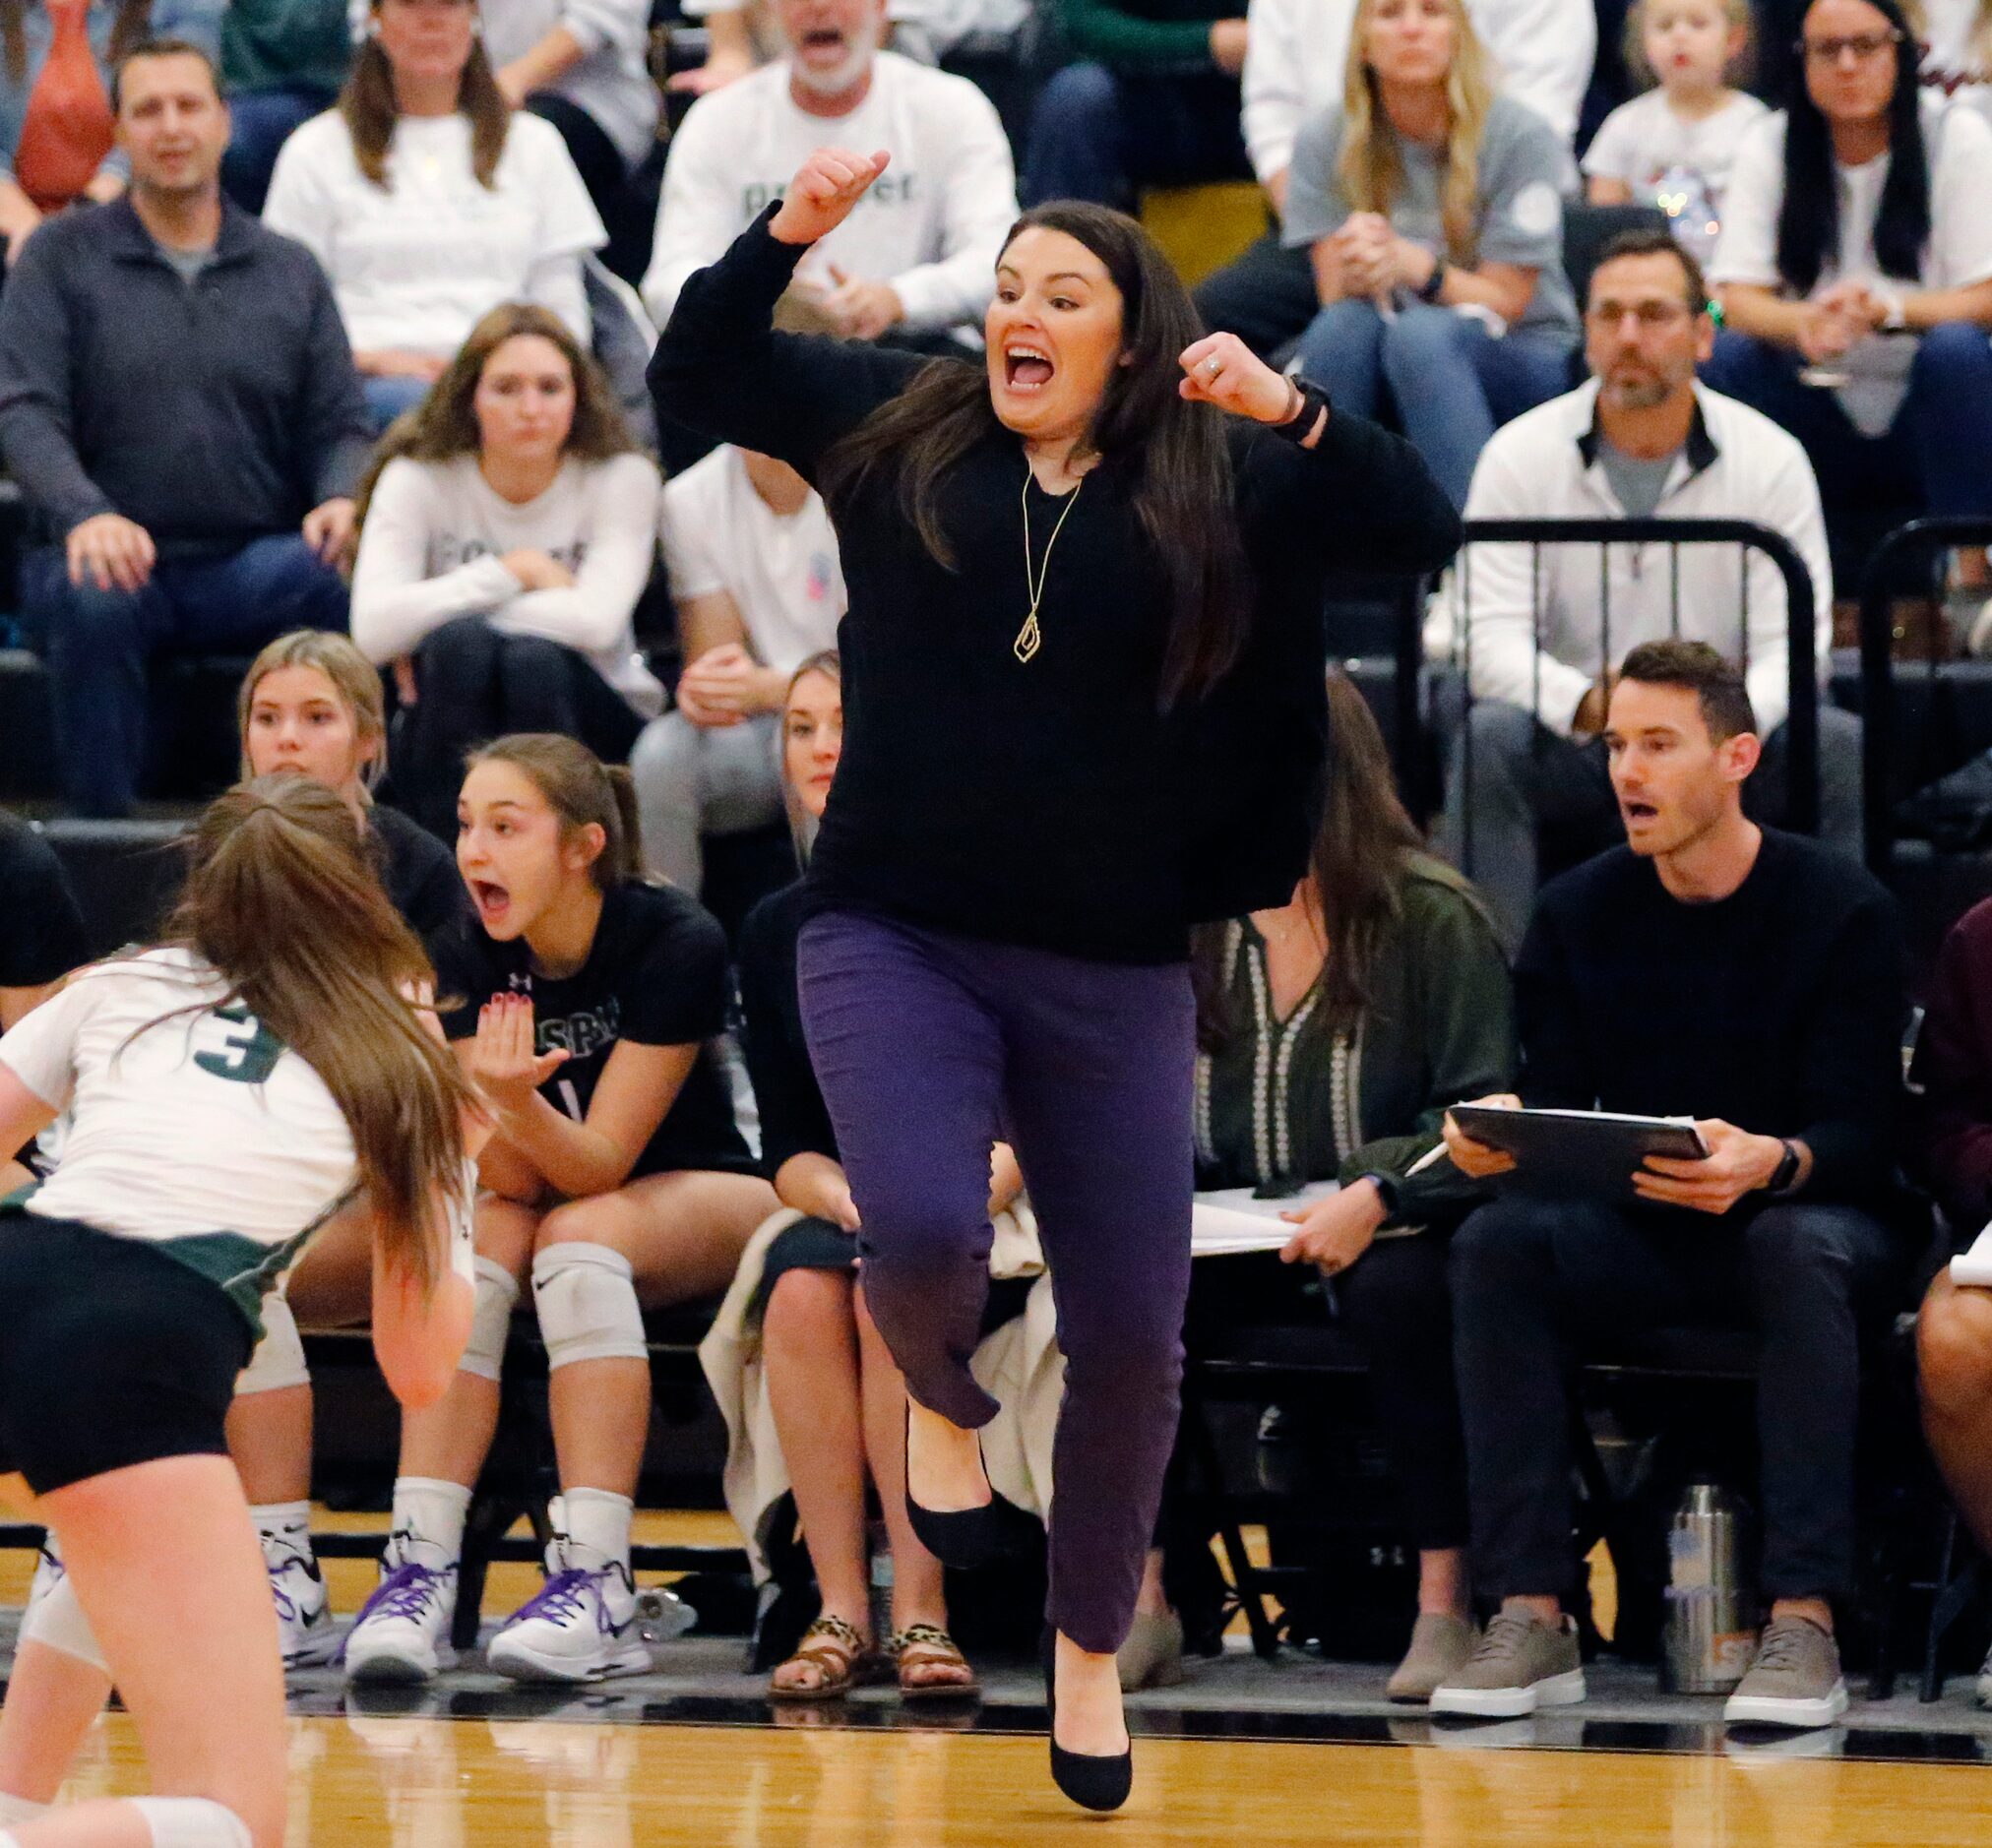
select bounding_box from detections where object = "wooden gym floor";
[9,1517,1992,1845]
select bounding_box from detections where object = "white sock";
[554,1488,633,1571]
[0,1793,48,1825]
[250,1500,314,1566]
[387,1477,470,1567]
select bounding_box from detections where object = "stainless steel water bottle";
[1660,1481,1759,1694]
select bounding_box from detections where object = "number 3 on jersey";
[194,1003,284,1084]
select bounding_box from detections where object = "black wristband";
[1273,379,1331,444]
[1417,254,1449,303]
[1767,1139,1802,1196]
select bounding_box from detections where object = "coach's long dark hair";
[818,203,1248,707]
[1776,0,1928,293]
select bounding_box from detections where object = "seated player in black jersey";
[339,733,778,1686]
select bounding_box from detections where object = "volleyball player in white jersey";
[0,775,483,1848]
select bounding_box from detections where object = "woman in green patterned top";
[1193,671,1513,1703]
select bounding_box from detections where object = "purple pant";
[797,908,1196,1653]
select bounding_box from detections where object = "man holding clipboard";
[1425,641,1915,1732]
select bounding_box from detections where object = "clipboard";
[1451,1105,1709,1204]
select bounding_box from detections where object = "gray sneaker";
[1386,1614,1480,1704]
[1976,1643,1992,1709]
[1722,1617,1848,1729]
[1429,1611,1586,1718]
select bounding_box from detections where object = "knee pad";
[129,1796,253,1848]
[531,1242,648,1370]
[234,1294,310,1398]
[20,1568,108,1676]
[459,1256,521,1384]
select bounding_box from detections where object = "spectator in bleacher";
[0,0,147,255]
[0,38,365,820]
[1911,893,1992,1708]
[1190,673,1513,1702]
[640,0,1015,343]
[0,0,231,258]
[1582,0,1766,266]
[1018,0,1252,209]
[1195,0,1594,357]
[263,0,605,430]
[0,811,83,1196]
[736,651,1003,1699]
[218,0,351,212]
[1279,0,1581,510]
[339,732,776,1686]
[238,629,470,946]
[1433,229,1843,950]
[481,0,658,275]
[348,302,664,842]
[627,444,844,893]
[1431,639,1912,1730]
[1703,0,1992,587]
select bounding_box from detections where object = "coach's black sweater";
[650,209,1460,964]
[1516,830,1912,1221]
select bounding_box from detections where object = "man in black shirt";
[1428,640,1912,1732]
[0,41,368,818]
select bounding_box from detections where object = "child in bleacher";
[1583,0,1767,265]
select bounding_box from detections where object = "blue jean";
[362,374,433,433]
[1451,1195,1904,1603]
[1291,299,1577,508]
[220,87,332,215]
[1021,59,1250,209]
[796,907,1196,1653]
[22,532,347,816]
[1701,323,1992,521]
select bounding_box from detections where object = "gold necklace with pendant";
[1015,467,1084,664]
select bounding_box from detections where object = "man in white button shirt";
[641,0,1017,344]
[1433,229,1852,947]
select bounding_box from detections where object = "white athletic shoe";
[266,1535,340,1671]
[486,1540,651,1684]
[342,1545,459,1684]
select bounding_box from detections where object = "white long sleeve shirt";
[480,0,660,165]
[265,110,604,358]
[1241,0,1594,187]
[641,51,1017,333]
[1434,380,1833,739]
[350,452,664,715]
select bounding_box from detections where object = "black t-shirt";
[1518,829,1909,1220]
[0,813,89,990]
[436,880,752,1180]
[370,802,470,953]
[738,881,837,1176]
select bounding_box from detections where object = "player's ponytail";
[467,734,645,888]
[164,775,473,1289]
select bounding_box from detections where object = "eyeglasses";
[1586,301,1696,328]
[1795,29,1901,63]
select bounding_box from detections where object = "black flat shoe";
[903,1406,1038,1571]
[1041,1627,1133,1814]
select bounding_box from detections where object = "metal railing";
[1857,518,1992,879]
[1439,519,1823,867]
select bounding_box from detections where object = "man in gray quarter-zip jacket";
[0,39,368,819]
[1424,227,1853,950]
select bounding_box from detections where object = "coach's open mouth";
[1004,344,1054,390]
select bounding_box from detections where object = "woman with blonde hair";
[238,630,468,947]
[0,772,482,1848]
[349,302,663,839]
[263,0,603,428]
[1283,0,1581,507]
